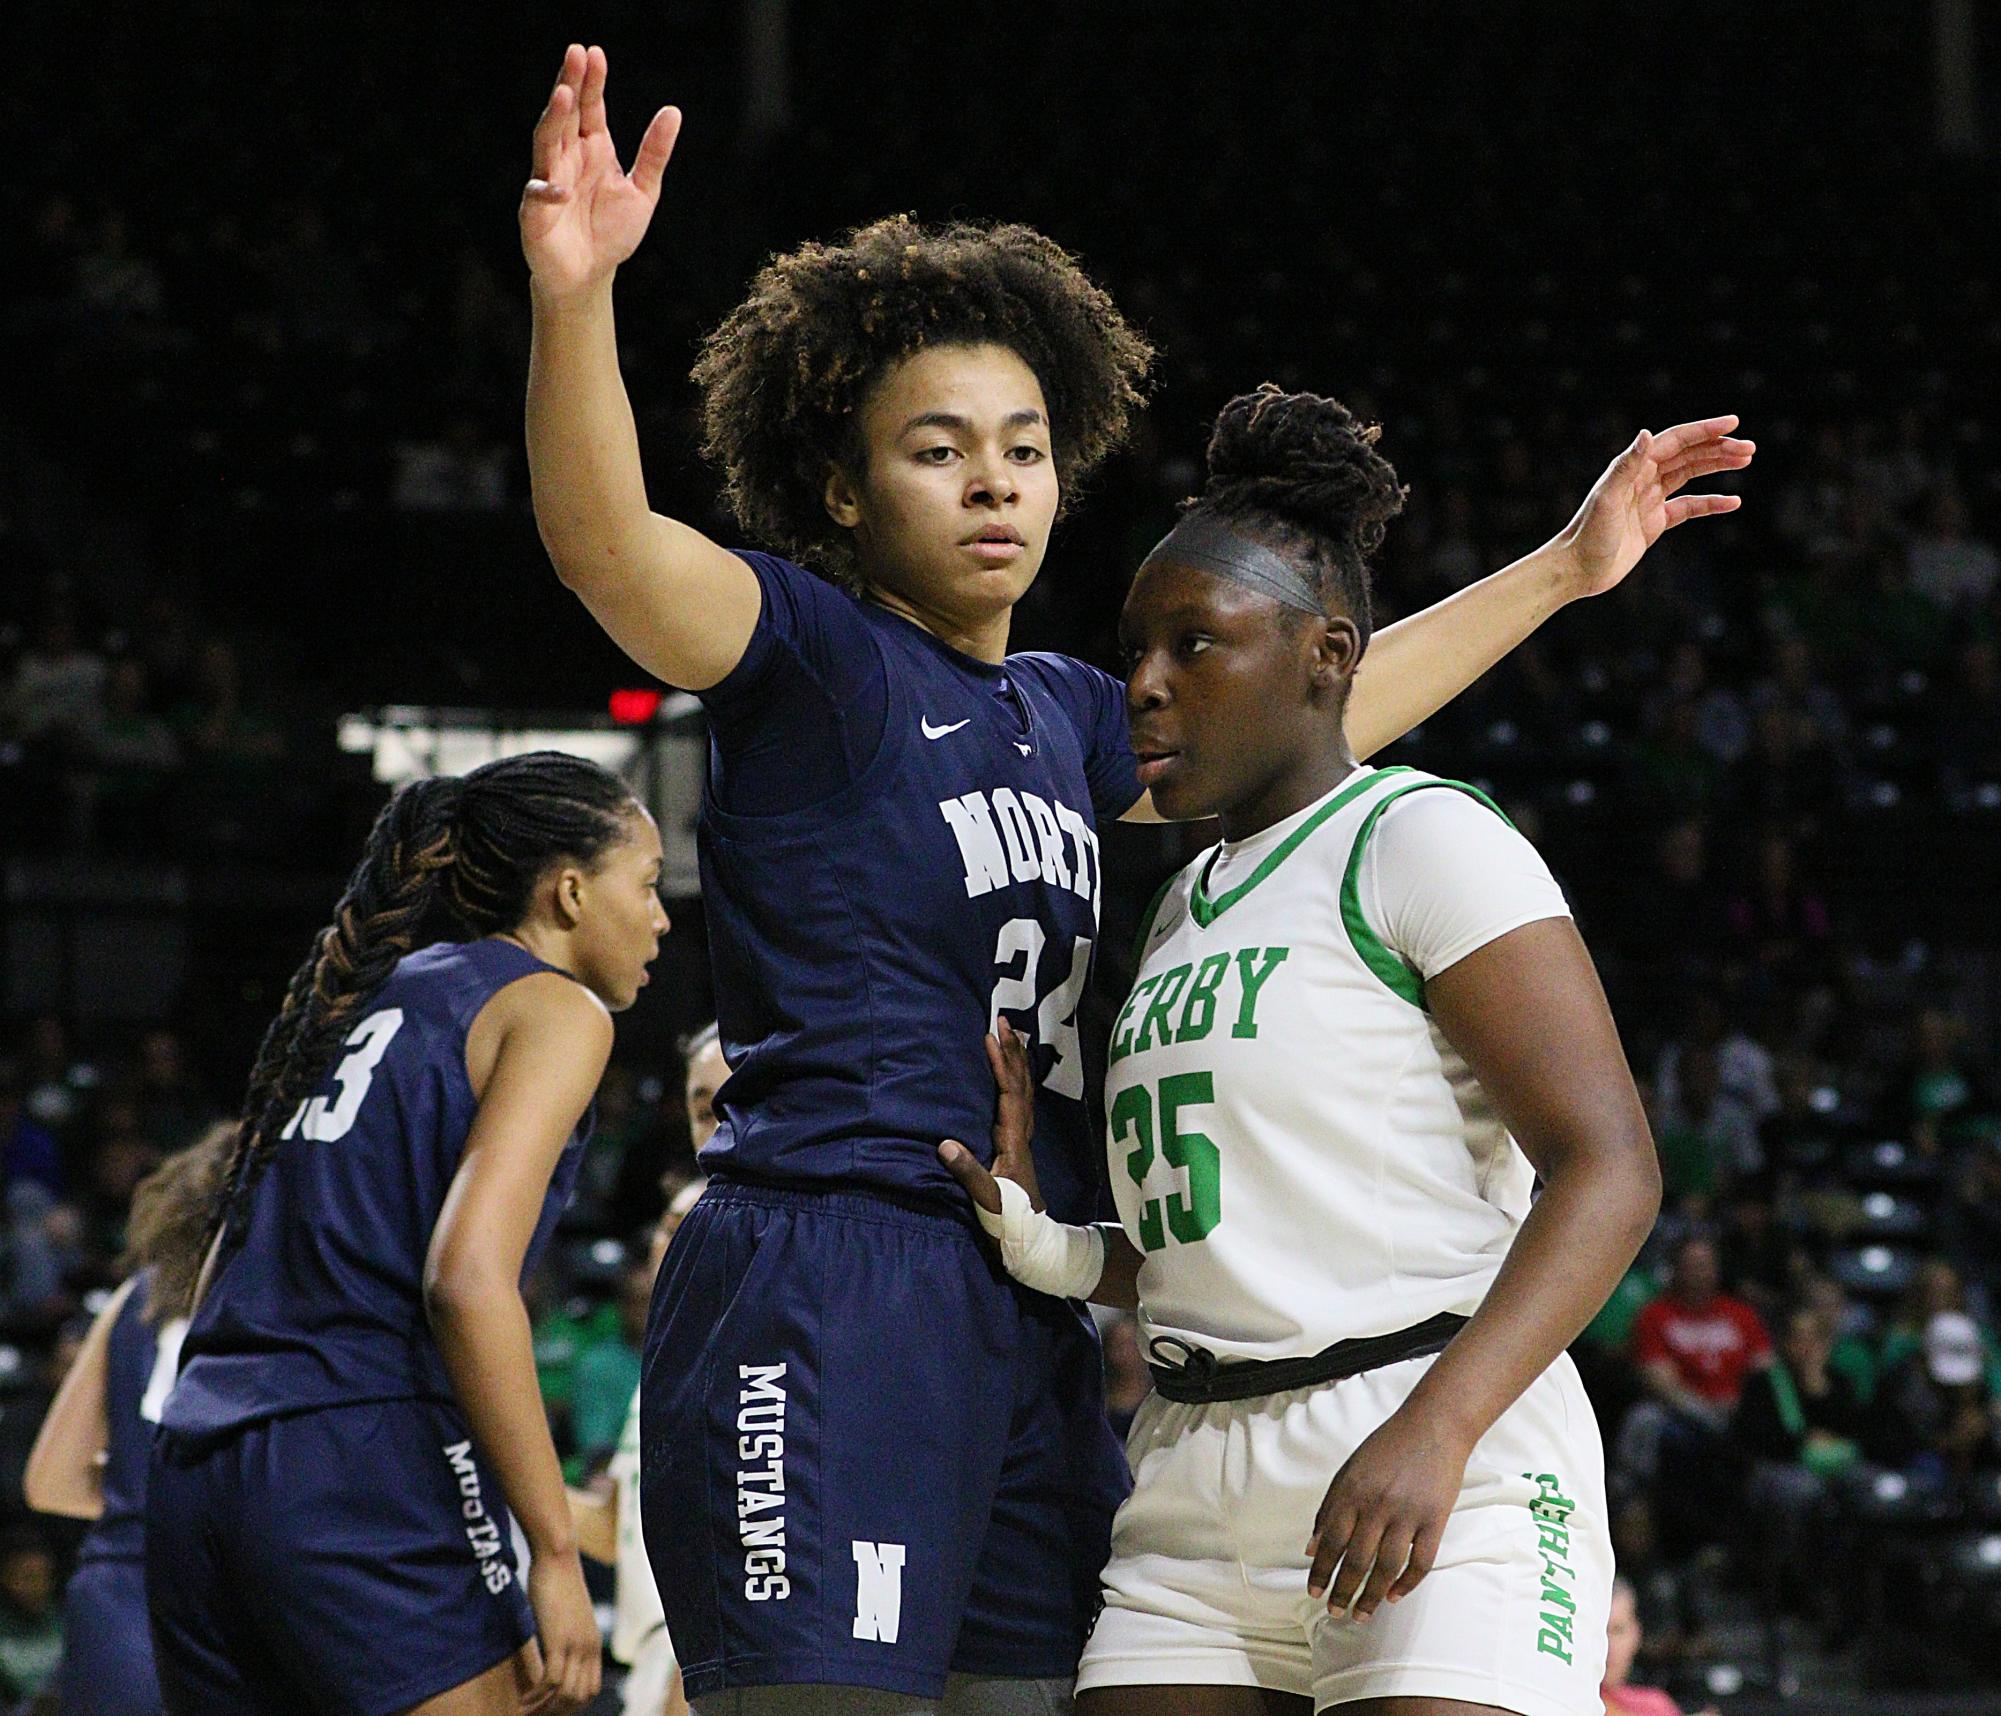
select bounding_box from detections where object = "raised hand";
[1555,415,1756,599]
[521,44,682,299]
[938,1021,1045,1214]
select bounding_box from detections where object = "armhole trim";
[1339,778,1514,1011]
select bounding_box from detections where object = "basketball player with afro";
[520,44,1749,1716]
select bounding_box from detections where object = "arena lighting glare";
[336,700,706,894]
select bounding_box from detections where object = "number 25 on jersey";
[1115,1072,1220,1253]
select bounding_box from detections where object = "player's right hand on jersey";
[522,1546,602,1714]
[521,44,681,298]
[939,1020,1046,1213]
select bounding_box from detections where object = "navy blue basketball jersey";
[78,1270,177,1564]
[166,939,591,1435]
[696,553,1141,1223]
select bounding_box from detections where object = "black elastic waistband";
[1146,1312,1469,1404]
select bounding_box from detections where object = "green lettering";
[1538,1574,1577,1614]
[1159,1071,1220,1243]
[1536,1625,1574,1665]
[1135,964,1193,1054]
[1230,947,1289,1038]
[1112,1084,1164,1252]
[1174,954,1232,1044]
[1109,974,1162,1066]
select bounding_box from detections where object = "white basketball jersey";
[1106,765,1559,1364]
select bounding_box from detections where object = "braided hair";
[209,751,637,1256]
[1186,384,1407,650]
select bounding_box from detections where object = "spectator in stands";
[1907,485,1999,611]
[1866,1309,2001,1485]
[0,1525,62,1709]
[569,1258,650,1469]
[1758,1053,1841,1182]
[1643,642,1749,767]
[1886,1006,1985,1154]
[130,1027,212,1156]
[1602,1576,1717,1716]
[1725,827,1835,990]
[1734,1304,1867,1585]
[78,658,180,843]
[1750,635,1849,757]
[1624,819,1724,988]
[2,600,104,750]
[392,415,509,511]
[1652,1046,1763,1204]
[1656,992,1779,1124]
[0,1070,61,1201]
[14,1018,90,1139]
[1618,1236,1771,1521]
[1632,1236,1773,1413]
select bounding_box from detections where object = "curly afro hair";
[1187,383,1407,649]
[693,215,1154,591]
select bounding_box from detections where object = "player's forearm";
[527,278,660,584]
[429,1278,577,1557]
[1399,1142,1659,1454]
[1346,541,1579,761]
[1088,1227,1144,1311]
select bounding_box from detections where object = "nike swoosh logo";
[922,718,971,739]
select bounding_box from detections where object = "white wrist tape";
[974,1176,1107,1301]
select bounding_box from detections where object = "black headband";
[1137,514,1322,615]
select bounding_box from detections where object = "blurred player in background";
[520,42,1746,1714]
[571,1024,721,1716]
[24,1123,231,1716]
[945,387,1705,1716]
[145,753,668,1716]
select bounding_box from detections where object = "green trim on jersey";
[1339,777,1514,1010]
[1189,767,1408,929]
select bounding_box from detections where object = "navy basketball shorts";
[641,1179,1130,1702]
[61,1556,164,1716]
[146,1397,535,1716]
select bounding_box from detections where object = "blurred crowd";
[5,5,2001,1707]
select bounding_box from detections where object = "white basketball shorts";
[1076,1350,1611,1716]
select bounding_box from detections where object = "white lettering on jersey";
[851,1540,907,1643]
[938,789,1099,909]
[736,1364,791,1600]
[987,789,1044,884]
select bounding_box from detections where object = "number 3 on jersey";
[283,1008,405,1142]
[988,919,1092,1100]
[1115,1072,1221,1252]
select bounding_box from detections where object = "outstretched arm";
[524,44,760,691]
[1344,417,1754,760]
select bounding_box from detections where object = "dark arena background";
[4,4,2000,1712]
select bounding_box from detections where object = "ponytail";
[208,752,635,1256]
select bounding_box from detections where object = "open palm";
[521,44,681,297]
[1561,415,1756,598]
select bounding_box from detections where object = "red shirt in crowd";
[1631,1292,1772,1405]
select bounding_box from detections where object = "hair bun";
[1199,383,1405,552]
